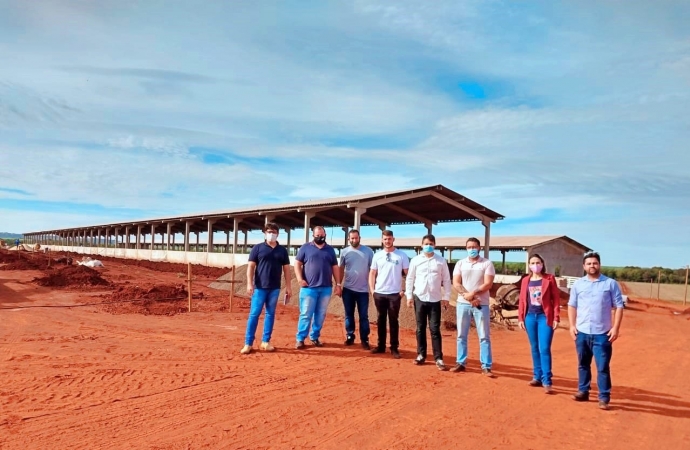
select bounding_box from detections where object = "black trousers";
[373,293,401,350]
[414,297,443,360]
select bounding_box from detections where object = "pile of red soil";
[33,265,110,288]
[101,284,189,316]
[0,258,42,271]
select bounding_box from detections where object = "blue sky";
[0,0,688,268]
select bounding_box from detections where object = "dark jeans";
[576,331,613,402]
[414,297,443,361]
[373,293,401,350]
[342,288,370,343]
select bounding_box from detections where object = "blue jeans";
[296,286,332,342]
[525,312,554,386]
[341,288,370,342]
[244,288,281,345]
[456,304,492,369]
[576,331,613,402]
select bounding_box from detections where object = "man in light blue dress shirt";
[568,251,625,410]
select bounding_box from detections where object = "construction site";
[2,186,690,449]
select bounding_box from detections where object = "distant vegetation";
[0,232,23,239]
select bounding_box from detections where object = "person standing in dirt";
[240,222,292,355]
[452,237,496,376]
[568,251,624,411]
[369,230,409,359]
[294,226,342,349]
[339,229,374,349]
[517,253,561,394]
[405,234,451,371]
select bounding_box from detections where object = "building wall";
[529,240,585,277]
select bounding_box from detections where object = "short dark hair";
[348,229,360,236]
[583,251,600,263]
[264,222,279,233]
[421,234,436,244]
[528,253,547,275]
[466,237,481,247]
[382,230,394,237]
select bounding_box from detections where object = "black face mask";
[314,236,326,244]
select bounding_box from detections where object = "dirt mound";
[33,265,110,288]
[101,284,189,316]
[1,258,42,270]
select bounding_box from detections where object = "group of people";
[240,223,624,411]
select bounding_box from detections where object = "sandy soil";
[1,254,689,449]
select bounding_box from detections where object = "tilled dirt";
[0,258,42,271]
[100,284,189,316]
[32,265,110,288]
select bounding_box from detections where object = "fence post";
[684,265,688,307]
[657,269,661,301]
[188,263,192,313]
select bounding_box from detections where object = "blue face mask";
[422,244,434,254]
[467,248,479,258]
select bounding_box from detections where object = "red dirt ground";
[1,255,689,449]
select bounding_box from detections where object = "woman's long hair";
[528,253,547,275]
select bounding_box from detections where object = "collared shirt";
[340,245,374,293]
[371,249,410,295]
[568,274,624,335]
[248,241,290,289]
[405,252,452,303]
[296,241,338,288]
[452,256,495,305]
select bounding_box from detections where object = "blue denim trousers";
[341,288,370,342]
[525,312,555,386]
[244,288,281,345]
[456,304,492,369]
[576,331,613,401]
[296,286,333,342]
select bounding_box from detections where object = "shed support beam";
[207,219,216,253]
[184,221,191,252]
[166,223,172,251]
[304,212,315,243]
[483,219,491,259]
[233,218,239,254]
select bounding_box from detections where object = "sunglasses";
[584,251,600,258]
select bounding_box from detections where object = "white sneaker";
[260,342,275,352]
[240,345,252,355]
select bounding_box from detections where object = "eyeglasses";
[385,253,399,265]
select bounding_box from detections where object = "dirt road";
[1,258,689,449]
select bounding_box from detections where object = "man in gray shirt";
[339,229,374,349]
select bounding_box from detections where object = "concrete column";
[353,207,366,231]
[447,247,453,263]
[207,219,216,253]
[426,223,433,235]
[225,230,230,253]
[342,227,348,246]
[136,226,142,250]
[105,229,110,249]
[124,226,130,249]
[166,223,172,251]
[483,219,491,259]
[184,221,191,252]
[151,224,157,251]
[232,218,239,254]
[501,250,506,274]
[286,228,291,251]
[195,232,199,252]
[115,227,121,249]
[243,230,248,253]
[83,229,87,247]
[303,212,315,243]
[89,229,94,247]
[96,229,101,247]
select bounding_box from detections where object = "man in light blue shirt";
[339,229,374,349]
[568,251,624,410]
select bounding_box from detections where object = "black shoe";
[414,355,425,365]
[370,346,386,354]
[345,335,355,346]
[451,364,466,373]
[529,379,543,387]
[572,391,590,402]
[295,341,305,350]
[482,368,494,378]
[310,339,323,347]
[598,400,610,410]
[436,359,448,371]
[391,349,401,359]
[361,341,371,350]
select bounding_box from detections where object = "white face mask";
[265,232,277,242]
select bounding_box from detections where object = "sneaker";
[543,385,553,395]
[295,341,305,350]
[414,355,425,365]
[310,339,324,347]
[361,341,371,350]
[260,342,275,352]
[240,345,252,355]
[435,359,448,371]
[572,391,590,402]
[370,346,386,354]
[529,379,543,387]
[598,400,610,410]
[345,335,355,346]
[391,349,401,359]
[451,364,466,373]
[482,368,494,378]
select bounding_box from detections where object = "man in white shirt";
[405,234,451,371]
[369,230,410,358]
[452,237,496,376]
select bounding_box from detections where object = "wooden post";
[684,265,688,307]
[657,269,661,300]
[187,263,192,313]
[229,266,235,312]
[649,278,653,298]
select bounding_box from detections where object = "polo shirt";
[248,241,290,289]
[296,242,338,288]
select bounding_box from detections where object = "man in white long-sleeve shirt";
[405,234,452,371]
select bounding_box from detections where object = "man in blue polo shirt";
[240,222,292,355]
[294,226,342,349]
[568,251,625,411]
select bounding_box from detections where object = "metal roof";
[26,185,505,236]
